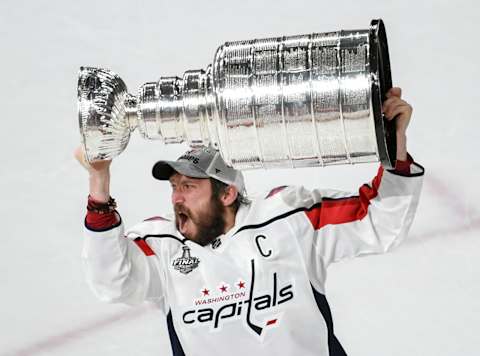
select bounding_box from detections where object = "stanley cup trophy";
[78,19,397,170]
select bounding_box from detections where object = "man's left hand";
[382,87,412,161]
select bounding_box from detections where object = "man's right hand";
[74,146,112,203]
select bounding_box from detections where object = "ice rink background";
[1,0,479,355]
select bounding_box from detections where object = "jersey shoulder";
[124,213,178,239]
[250,184,355,215]
[244,185,313,224]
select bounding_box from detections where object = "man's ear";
[220,185,238,207]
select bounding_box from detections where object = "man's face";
[169,173,226,246]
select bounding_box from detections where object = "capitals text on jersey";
[182,260,294,335]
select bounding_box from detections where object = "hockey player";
[76,87,424,356]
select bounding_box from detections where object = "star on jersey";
[198,280,246,299]
[237,281,246,289]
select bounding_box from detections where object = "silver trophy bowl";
[78,19,396,169]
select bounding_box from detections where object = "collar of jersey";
[230,203,249,236]
[207,203,250,250]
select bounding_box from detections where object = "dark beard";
[174,195,226,246]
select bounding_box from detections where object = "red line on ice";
[425,174,474,219]
[7,306,150,356]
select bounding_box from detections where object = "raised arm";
[74,147,165,306]
[284,87,424,268]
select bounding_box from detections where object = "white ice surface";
[1,0,479,355]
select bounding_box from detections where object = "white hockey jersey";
[83,164,424,356]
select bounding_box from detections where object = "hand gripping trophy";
[77,19,396,170]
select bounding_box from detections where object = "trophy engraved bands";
[78,19,396,169]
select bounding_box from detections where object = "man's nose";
[172,190,185,204]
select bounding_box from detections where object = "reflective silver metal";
[78,19,396,169]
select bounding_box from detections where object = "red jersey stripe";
[305,167,384,230]
[266,319,277,326]
[134,239,156,256]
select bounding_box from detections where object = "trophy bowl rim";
[369,19,397,170]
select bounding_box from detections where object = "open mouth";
[177,212,189,233]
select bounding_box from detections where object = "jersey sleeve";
[82,215,167,308]
[284,162,424,268]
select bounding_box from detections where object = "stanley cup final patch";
[173,246,200,274]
